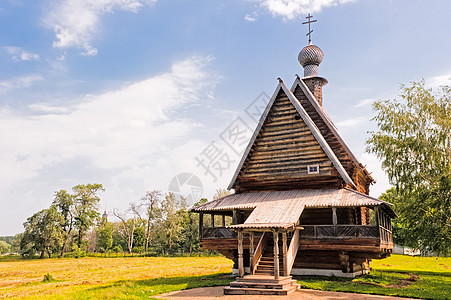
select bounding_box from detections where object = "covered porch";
[229,224,302,280]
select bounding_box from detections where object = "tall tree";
[72,184,105,249]
[161,193,183,253]
[21,206,64,258]
[113,206,137,254]
[367,80,451,254]
[139,190,162,252]
[52,189,75,256]
[0,241,11,254]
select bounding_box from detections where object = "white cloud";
[0,55,215,189]
[42,0,156,55]
[336,116,366,128]
[253,0,357,20]
[0,74,44,93]
[0,55,220,235]
[245,13,258,22]
[3,46,40,61]
[426,73,451,89]
[354,98,374,108]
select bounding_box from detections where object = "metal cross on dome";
[302,13,317,44]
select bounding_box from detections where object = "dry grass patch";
[0,256,232,299]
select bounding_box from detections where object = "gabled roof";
[192,188,397,228]
[291,76,375,183]
[228,79,356,190]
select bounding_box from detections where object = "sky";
[1,0,450,236]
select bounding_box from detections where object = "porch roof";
[192,188,396,221]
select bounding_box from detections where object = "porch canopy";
[192,188,396,228]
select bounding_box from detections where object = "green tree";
[96,222,113,253]
[21,206,64,258]
[0,240,11,254]
[72,184,104,249]
[133,226,145,250]
[139,190,162,252]
[162,193,183,254]
[113,207,137,254]
[52,189,75,256]
[367,80,451,254]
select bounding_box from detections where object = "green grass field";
[0,254,449,299]
[297,255,451,300]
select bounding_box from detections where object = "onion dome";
[298,43,324,77]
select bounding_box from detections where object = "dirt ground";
[155,286,417,300]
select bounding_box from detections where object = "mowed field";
[0,256,233,299]
[0,255,450,299]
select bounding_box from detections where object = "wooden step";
[237,275,293,283]
[230,281,293,289]
[224,286,297,296]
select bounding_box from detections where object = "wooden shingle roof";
[228,79,356,191]
[290,76,375,183]
[192,188,396,225]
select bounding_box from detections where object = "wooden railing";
[300,225,379,238]
[252,232,268,275]
[285,229,300,276]
[379,226,392,244]
[301,224,393,245]
[202,227,236,239]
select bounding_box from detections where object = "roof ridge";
[281,81,356,189]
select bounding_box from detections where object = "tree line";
[367,80,450,255]
[11,184,222,258]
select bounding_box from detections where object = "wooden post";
[199,213,204,240]
[211,213,215,227]
[238,231,244,278]
[332,207,337,225]
[232,210,237,225]
[249,232,254,275]
[222,215,226,227]
[273,231,279,280]
[282,232,288,276]
[332,207,337,236]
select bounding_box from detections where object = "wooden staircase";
[253,237,289,276]
[224,275,299,295]
[224,234,299,295]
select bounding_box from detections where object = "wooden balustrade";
[252,232,268,275]
[202,227,236,239]
[285,229,300,276]
[300,224,392,244]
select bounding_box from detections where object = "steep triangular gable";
[228,80,356,191]
[290,76,375,185]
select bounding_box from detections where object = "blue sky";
[1,0,450,235]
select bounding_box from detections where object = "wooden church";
[192,16,395,295]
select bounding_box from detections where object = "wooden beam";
[249,232,254,275]
[199,213,203,240]
[332,207,337,225]
[211,213,215,228]
[238,231,244,278]
[232,210,237,225]
[332,207,337,236]
[222,215,226,227]
[282,232,288,276]
[273,231,280,280]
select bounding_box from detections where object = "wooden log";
[238,231,244,278]
[282,232,288,276]
[273,232,280,280]
[249,232,254,275]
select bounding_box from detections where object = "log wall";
[237,89,342,191]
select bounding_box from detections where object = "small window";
[308,164,319,174]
